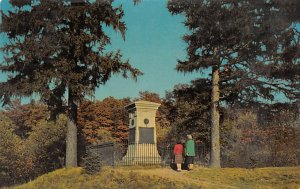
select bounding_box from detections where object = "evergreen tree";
[168,79,211,142]
[0,0,142,167]
[168,0,300,167]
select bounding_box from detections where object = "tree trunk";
[66,92,78,168]
[210,65,221,168]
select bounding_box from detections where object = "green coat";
[185,139,195,156]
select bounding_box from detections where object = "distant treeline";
[0,89,299,186]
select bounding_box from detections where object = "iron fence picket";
[86,141,208,167]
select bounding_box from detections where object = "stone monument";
[122,100,161,164]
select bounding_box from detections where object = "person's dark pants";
[185,156,194,170]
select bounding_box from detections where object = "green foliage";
[168,0,299,167]
[26,115,67,171]
[0,1,142,109]
[80,151,102,175]
[164,80,211,143]
[0,0,142,168]
[168,0,300,105]
[0,113,22,180]
[0,112,67,184]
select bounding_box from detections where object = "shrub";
[80,151,102,174]
[0,113,67,185]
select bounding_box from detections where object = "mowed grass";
[11,166,300,189]
[12,167,197,189]
[185,166,300,189]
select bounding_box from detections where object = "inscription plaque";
[139,127,154,144]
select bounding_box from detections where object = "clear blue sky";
[0,0,199,101]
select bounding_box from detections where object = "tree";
[168,0,300,167]
[0,0,142,167]
[0,112,21,183]
[77,97,131,144]
[3,99,49,138]
[0,111,67,184]
[166,80,211,143]
[136,91,161,103]
[221,106,300,168]
[257,104,300,166]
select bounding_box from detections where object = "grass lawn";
[10,166,300,189]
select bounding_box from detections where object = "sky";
[0,0,199,101]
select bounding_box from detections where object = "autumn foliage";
[0,90,299,186]
[78,97,131,144]
[0,111,67,185]
[221,107,300,168]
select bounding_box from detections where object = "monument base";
[119,144,161,165]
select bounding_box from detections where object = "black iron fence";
[86,142,115,166]
[86,141,209,167]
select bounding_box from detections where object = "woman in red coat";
[173,140,183,172]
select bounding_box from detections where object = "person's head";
[181,139,185,144]
[187,134,192,140]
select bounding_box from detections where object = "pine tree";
[168,0,300,167]
[0,0,142,167]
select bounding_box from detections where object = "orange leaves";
[3,99,49,138]
[78,97,130,144]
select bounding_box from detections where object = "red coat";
[173,144,183,155]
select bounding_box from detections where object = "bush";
[0,113,67,185]
[80,151,102,174]
[221,110,300,168]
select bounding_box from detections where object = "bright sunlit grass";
[11,166,300,189]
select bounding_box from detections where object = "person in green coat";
[185,134,195,170]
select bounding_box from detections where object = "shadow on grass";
[169,163,189,171]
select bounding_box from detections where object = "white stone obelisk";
[122,100,161,164]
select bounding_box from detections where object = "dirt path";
[127,168,239,189]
